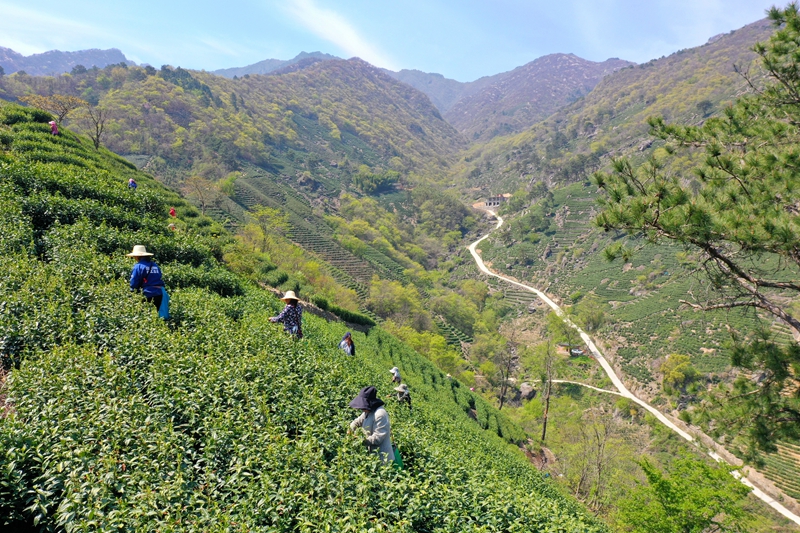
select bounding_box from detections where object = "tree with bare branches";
[182,176,220,216]
[251,205,289,252]
[19,94,87,123]
[495,333,518,410]
[82,105,107,149]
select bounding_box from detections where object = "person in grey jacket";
[393,383,411,410]
[348,386,395,464]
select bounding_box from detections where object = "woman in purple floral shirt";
[270,290,303,337]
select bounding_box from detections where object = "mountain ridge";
[444,53,634,142]
[0,43,633,142]
[0,46,132,75]
[383,68,508,113]
[211,51,340,78]
[454,18,774,194]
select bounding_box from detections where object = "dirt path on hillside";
[468,209,800,527]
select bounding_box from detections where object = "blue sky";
[0,0,779,81]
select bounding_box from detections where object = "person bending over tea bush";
[348,386,395,464]
[270,290,303,338]
[127,245,166,311]
[392,383,412,410]
[339,331,355,355]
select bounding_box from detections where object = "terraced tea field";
[761,443,800,504]
[233,172,471,342]
[433,315,473,345]
[234,179,375,289]
[480,181,793,383]
[503,288,541,309]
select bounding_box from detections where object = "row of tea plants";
[0,104,605,531]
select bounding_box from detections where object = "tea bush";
[0,104,605,531]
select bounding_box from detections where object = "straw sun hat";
[126,245,153,257]
[280,290,299,302]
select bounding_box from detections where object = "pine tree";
[594,5,800,459]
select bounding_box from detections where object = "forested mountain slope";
[0,57,465,180]
[444,54,633,142]
[0,104,604,531]
[454,18,773,195]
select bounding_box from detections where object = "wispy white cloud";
[0,2,181,67]
[0,2,104,52]
[282,0,399,70]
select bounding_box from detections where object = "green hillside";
[458,11,800,512]
[0,55,487,347]
[0,54,497,385]
[475,181,772,379]
[454,18,774,195]
[0,58,464,183]
[0,104,606,531]
[449,18,780,387]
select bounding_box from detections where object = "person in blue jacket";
[127,245,165,310]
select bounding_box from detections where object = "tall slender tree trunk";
[541,341,553,442]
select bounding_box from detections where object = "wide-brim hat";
[126,245,153,257]
[394,384,408,393]
[280,290,299,302]
[389,367,399,375]
[349,386,384,411]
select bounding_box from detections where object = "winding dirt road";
[469,211,800,527]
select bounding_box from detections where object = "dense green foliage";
[614,456,752,532]
[0,105,603,531]
[594,6,800,458]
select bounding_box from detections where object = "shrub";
[311,295,329,310]
[328,303,376,326]
[264,269,289,287]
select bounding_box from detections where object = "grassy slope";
[0,105,604,531]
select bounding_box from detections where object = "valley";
[469,209,800,526]
[0,4,799,532]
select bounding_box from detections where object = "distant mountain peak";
[438,54,633,141]
[212,51,340,78]
[0,46,132,75]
